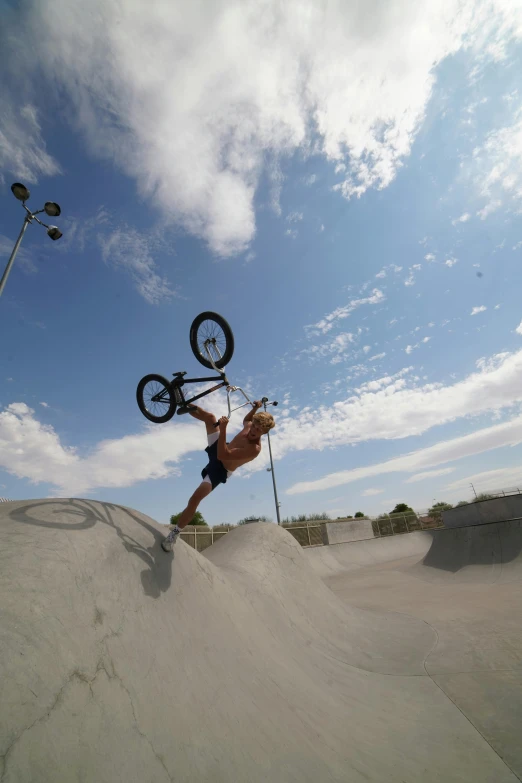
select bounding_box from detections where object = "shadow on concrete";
[421,521,522,574]
[7,498,175,598]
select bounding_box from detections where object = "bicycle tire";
[136,374,177,423]
[189,311,235,369]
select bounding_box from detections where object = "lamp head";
[11,183,30,202]
[47,226,63,241]
[44,202,61,217]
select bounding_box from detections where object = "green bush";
[170,510,207,526]
[237,515,271,525]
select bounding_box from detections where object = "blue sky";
[1,0,522,525]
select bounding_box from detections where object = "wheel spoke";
[198,319,227,361]
[144,380,170,414]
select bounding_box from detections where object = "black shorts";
[201,434,231,490]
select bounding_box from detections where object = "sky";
[1,0,522,526]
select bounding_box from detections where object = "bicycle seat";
[173,371,187,377]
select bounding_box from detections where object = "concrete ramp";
[306,521,522,779]
[1,500,520,782]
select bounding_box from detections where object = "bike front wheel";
[189,311,235,369]
[136,374,177,423]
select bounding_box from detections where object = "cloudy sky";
[1,0,522,524]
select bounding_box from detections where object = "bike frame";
[174,374,253,419]
[156,339,253,419]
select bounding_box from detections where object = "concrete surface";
[1,499,521,782]
[443,495,522,527]
[306,521,522,779]
[325,518,375,544]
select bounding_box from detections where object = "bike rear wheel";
[136,374,177,423]
[189,311,235,369]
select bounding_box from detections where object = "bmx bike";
[136,312,253,425]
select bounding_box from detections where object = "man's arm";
[243,400,262,424]
[217,423,230,461]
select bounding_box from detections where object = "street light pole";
[0,216,31,298]
[0,183,63,299]
[262,396,281,525]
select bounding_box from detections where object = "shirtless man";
[162,400,275,551]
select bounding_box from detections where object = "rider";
[162,400,275,550]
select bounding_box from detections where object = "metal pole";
[0,216,31,298]
[263,400,281,525]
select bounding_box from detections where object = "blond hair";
[252,411,275,433]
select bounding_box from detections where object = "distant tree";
[428,501,453,515]
[170,510,207,526]
[456,500,468,507]
[391,503,413,514]
[354,511,365,518]
[281,512,331,524]
[428,501,453,522]
[474,493,495,502]
[237,515,271,525]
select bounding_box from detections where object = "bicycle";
[136,312,253,425]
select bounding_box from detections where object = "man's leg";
[162,480,213,551]
[187,405,218,435]
[176,481,213,530]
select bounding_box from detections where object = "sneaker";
[162,525,181,551]
[177,404,198,416]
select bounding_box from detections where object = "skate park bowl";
[1,498,521,782]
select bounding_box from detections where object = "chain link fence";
[175,513,442,552]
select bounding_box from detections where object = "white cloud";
[287,414,522,494]
[477,199,503,219]
[307,289,385,335]
[452,212,470,225]
[471,305,487,315]
[2,0,522,255]
[100,227,179,305]
[445,257,458,267]
[424,253,436,262]
[421,336,431,343]
[404,345,414,354]
[369,352,386,361]
[375,270,386,279]
[516,320,522,335]
[0,402,201,496]
[301,331,356,363]
[362,488,384,496]
[286,211,303,223]
[273,348,522,482]
[446,465,522,494]
[6,347,522,496]
[473,110,522,219]
[0,101,61,183]
[405,467,455,483]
